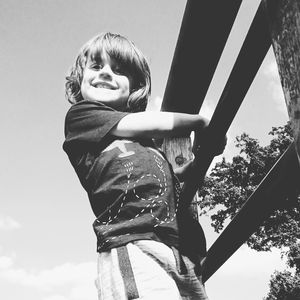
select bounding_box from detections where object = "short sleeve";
[63,100,128,153]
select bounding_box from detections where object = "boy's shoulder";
[69,100,114,111]
[66,100,126,121]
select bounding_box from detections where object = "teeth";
[95,83,113,89]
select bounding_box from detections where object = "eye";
[90,63,102,71]
[112,64,125,75]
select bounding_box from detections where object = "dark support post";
[264,0,300,165]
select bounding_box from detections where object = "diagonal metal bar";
[180,1,272,205]
[161,0,242,113]
[202,143,300,282]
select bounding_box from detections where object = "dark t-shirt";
[63,100,206,260]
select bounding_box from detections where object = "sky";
[0,1,291,299]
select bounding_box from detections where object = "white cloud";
[205,245,287,300]
[0,255,97,300]
[0,256,14,269]
[69,283,97,300]
[216,245,286,275]
[43,296,68,300]
[0,216,21,230]
[263,60,288,115]
[199,100,237,163]
[0,261,96,290]
[199,100,215,119]
[264,59,279,78]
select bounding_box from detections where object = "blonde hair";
[65,32,151,112]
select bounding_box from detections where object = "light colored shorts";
[95,240,208,300]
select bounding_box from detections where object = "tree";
[264,243,300,300]
[198,122,300,299]
[263,270,300,300]
[198,122,299,251]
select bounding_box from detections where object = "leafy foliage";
[263,241,300,299]
[198,122,300,251]
[263,270,300,300]
[198,122,300,298]
[285,243,300,273]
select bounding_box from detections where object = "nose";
[98,64,113,79]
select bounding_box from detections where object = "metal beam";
[161,0,300,284]
[201,0,300,282]
[161,0,242,113]
[202,144,300,282]
[180,2,272,206]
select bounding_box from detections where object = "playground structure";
[161,0,300,282]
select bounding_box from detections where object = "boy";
[63,32,224,299]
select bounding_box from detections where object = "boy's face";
[81,51,133,110]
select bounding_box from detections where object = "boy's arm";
[110,111,209,139]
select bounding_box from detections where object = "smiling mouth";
[94,83,116,90]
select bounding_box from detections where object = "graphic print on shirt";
[95,140,180,249]
[102,139,135,158]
